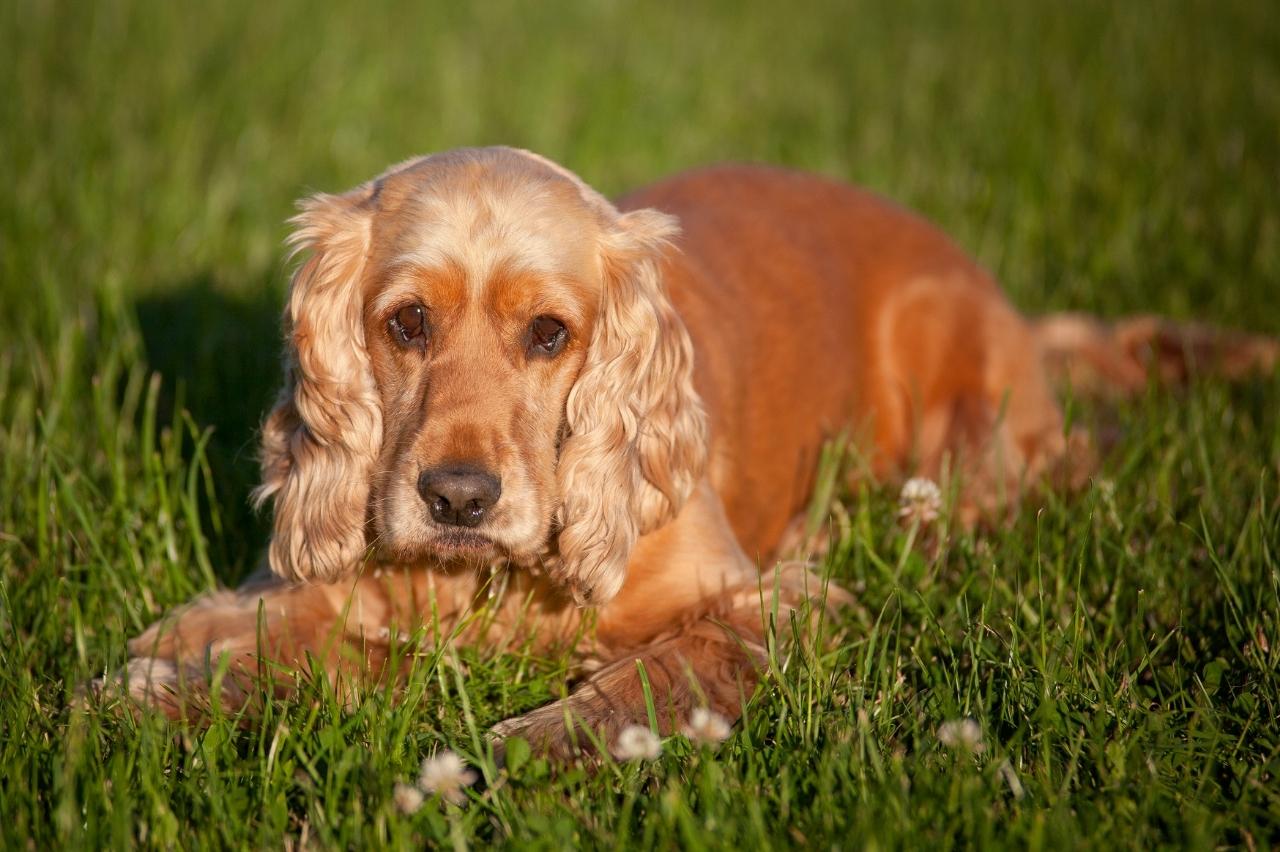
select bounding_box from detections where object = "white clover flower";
[613,725,662,761]
[418,750,478,805]
[682,707,732,747]
[899,477,943,524]
[392,782,424,815]
[936,718,985,753]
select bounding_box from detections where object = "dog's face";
[256,148,708,604]
[362,164,602,566]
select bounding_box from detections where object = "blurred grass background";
[2,0,1279,847]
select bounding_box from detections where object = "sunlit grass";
[2,0,1279,847]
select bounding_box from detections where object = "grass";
[2,0,1279,847]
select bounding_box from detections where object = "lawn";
[3,0,1280,847]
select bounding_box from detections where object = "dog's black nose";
[417,466,501,528]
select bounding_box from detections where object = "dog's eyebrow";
[367,258,469,316]
[369,283,426,317]
[486,268,593,328]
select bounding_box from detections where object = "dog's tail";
[1034,312,1278,398]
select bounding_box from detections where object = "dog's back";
[622,165,1044,551]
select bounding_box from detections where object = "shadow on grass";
[135,276,283,583]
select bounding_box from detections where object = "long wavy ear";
[253,185,381,583]
[553,208,710,605]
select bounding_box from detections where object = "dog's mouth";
[428,530,497,557]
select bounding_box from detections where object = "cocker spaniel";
[116,146,1277,757]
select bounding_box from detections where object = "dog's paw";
[489,700,632,764]
[79,657,189,720]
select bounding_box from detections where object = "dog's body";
[624,166,1068,551]
[118,148,1276,756]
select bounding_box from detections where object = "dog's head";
[255,147,707,605]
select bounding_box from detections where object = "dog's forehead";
[374,154,606,290]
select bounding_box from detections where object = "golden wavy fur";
[114,147,1277,758]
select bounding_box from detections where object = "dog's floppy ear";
[254,185,381,583]
[553,208,709,605]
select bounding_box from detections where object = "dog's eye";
[389,303,429,348]
[529,315,568,356]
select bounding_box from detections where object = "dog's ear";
[553,208,709,605]
[254,185,381,583]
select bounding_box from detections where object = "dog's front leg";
[489,608,767,760]
[107,567,481,720]
[492,485,841,760]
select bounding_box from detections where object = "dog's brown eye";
[390,303,428,347]
[529,315,568,356]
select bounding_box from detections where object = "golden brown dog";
[117,147,1277,757]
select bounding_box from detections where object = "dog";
[113,146,1277,758]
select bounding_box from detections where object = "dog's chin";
[424,529,500,562]
[378,528,501,566]
[379,515,550,568]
